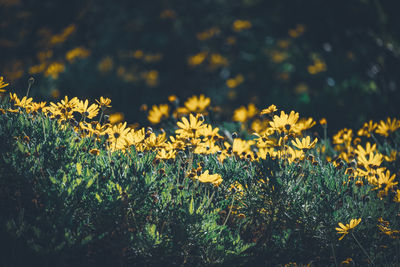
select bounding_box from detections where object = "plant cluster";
[1,76,400,266]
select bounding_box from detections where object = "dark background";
[1,0,400,132]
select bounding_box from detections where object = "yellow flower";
[45,62,65,79]
[270,50,288,63]
[126,128,146,150]
[48,95,79,122]
[183,94,210,114]
[188,52,208,66]
[232,20,252,32]
[144,132,167,150]
[98,56,114,73]
[269,110,299,134]
[0,76,9,93]
[106,122,130,151]
[371,170,398,196]
[168,95,178,103]
[341,258,353,266]
[336,218,361,240]
[375,118,400,137]
[196,124,222,140]
[65,47,90,63]
[226,74,244,88]
[209,53,228,67]
[108,112,124,124]
[354,142,376,157]
[233,103,258,123]
[230,138,255,158]
[27,101,47,114]
[260,104,277,115]
[49,24,76,45]
[291,136,318,151]
[176,113,206,138]
[288,24,305,38]
[76,100,99,119]
[384,150,397,162]
[357,152,383,170]
[195,170,223,186]
[95,96,112,110]
[293,118,316,133]
[193,139,221,155]
[357,120,377,137]
[319,118,327,126]
[148,104,170,124]
[13,96,33,109]
[394,190,400,203]
[284,146,305,163]
[377,217,400,238]
[156,149,176,159]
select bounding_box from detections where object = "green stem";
[352,232,374,265]
[331,243,338,267]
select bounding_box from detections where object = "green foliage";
[1,107,400,266]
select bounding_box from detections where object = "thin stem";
[99,109,104,125]
[223,196,235,226]
[331,243,338,267]
[25,77,34,99]
[352,233,374,265]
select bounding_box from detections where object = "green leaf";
[95,193,102,202]
[86,173,98,189]
[189,196,194,215]
[16,141,26,153]
[62,173,68,185]
[147,224,156,238]
[76,162,82,175]
[49,176,57,184]
[81,235,93,245]
[86,178,95,189]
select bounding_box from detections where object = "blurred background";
[1,0,399,132]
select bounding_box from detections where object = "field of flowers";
[1,76,400,266]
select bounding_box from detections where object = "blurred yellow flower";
[375,118,400,137]
[226,74,244,88]
[288,24,305,38]
[50,24,76,45]
[233,103,258,123]
[188,52,207,66]
[261,104,277,115]
[148,104,170,124]
[168,95,178,103]
[232,20,252,32]
[108,112,124,124]
[65,47,90,63]
[45,62,65,79]
[160,9,176,19]
[196,27,220,41]
[182,94,210,114]
[98,56,114,73]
